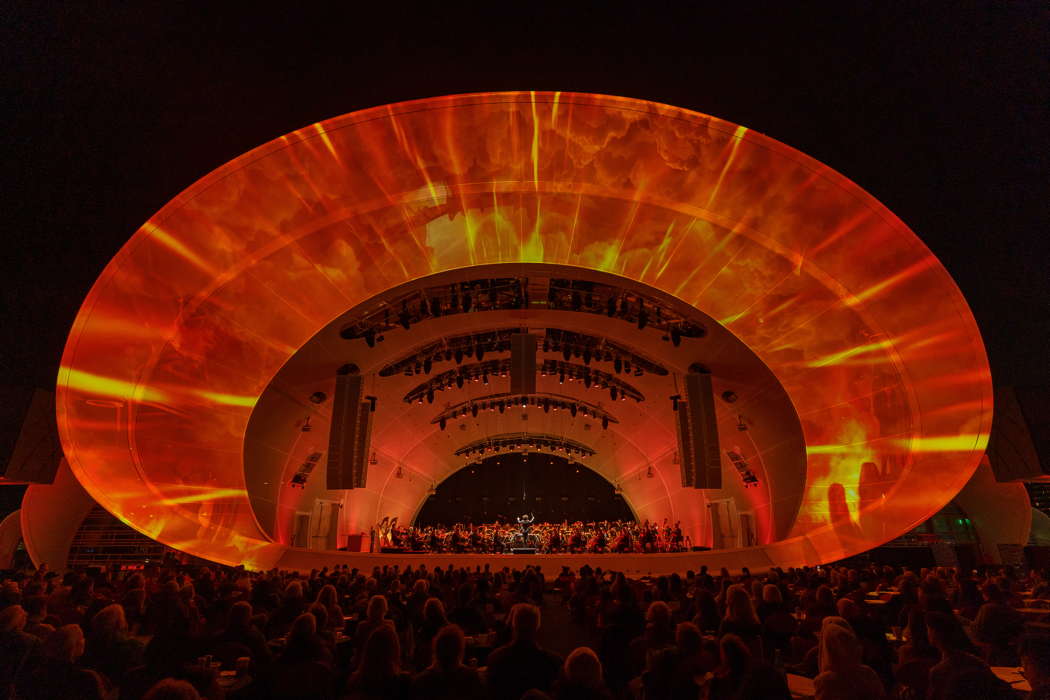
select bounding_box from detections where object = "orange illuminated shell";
[57,92,991,569]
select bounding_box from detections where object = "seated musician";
[548,527,562,553]
[469,526,483,552]
[569,527,584,553]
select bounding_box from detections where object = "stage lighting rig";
[431,393,619,429]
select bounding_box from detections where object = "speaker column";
[326,364,372,490]
[676,365,722,489]
[509,333,538,395]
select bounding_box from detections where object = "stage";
[268,541,829,576]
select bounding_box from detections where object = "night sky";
[4,3,1047,423]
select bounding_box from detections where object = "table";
[787,673,815,699]
[991,666,1031,692]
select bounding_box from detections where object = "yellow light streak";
[60,367,168,402]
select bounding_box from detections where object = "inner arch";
[414,453,634,527]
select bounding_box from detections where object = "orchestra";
[370,517,688,554]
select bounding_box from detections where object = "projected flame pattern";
[56,92,991,569]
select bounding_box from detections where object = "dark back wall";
[415,453,633,526]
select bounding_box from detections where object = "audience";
[487,603,563,699]
[411,623,484,700]
[2,559,1050,699]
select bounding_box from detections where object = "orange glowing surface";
[57,92,991,569]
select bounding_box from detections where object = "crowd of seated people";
[373,517,689,554]
[2,558,1050,699]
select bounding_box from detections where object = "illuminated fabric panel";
[57,92,991,569]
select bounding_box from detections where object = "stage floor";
[270,547,792,576]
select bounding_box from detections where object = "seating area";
[3,560,1050,699]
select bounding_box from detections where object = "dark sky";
[4,2,1047,407]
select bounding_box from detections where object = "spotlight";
[610,386,618,401]
[423,358,433,374]
[498,401,506,414]
[583,350,591,365]
[309,391,327,404]
[439,418,447,430]
[426,389,434,404]
[562,346,572,361]
[559,372,565,384]
[543,399,550,413]
[476,346,485,361]
[570,404,578,418]
[614,357,623,374]
[721,391,738,403]
[602,416,609,430]
[670,328,681,347]
[364,330,376,348]
[456,374,465,389]
[472,404,479,418]
[482,373,489,385]
[455,349,464,364]
[399,304,411,330]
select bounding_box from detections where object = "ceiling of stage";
[54,92,993,569]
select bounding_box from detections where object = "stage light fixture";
[610,387,618,401]
[456,374,465,389]
[364,330,376,347]
[309,391,327,404]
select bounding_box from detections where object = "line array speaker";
[509,333,538,395]
[327,365,369,489]
[677,367,722,489]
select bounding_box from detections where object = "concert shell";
[56,92,992,570]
